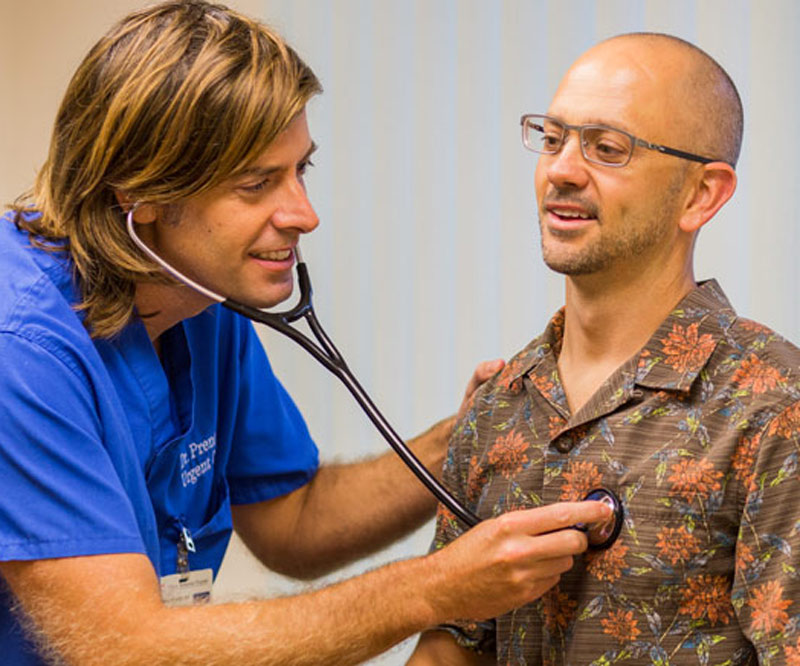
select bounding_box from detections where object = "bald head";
[571,33,743,166]
[535,33,740,280]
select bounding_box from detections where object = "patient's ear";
[113,191,157,224]
[678,162,737,233]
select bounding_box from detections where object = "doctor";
[0,2,611,664]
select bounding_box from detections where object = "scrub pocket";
[180,478,234,576]
[152,476,235,578]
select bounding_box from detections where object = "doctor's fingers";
[497,499,613,540]
[463,359,505,399]
[457,359,505,420]
[438,512,586,586]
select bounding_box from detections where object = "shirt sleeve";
[429,386,497,654]
[732,399,800,664]
[223,317,319,505]
[0,331,146,562]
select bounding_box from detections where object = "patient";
[409,32,800,665]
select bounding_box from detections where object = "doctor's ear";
[678,162,737,234]
[113,191,158,225]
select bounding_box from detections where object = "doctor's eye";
[297,159,315,177]
[239,178,270,194]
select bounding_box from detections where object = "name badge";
[160,569,213,607]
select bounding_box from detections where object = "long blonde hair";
[13,0,321,338]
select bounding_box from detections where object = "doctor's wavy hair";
[12,0,321,338]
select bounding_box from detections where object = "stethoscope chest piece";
[578,487,624,550]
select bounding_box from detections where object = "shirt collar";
[504,279,737,394]
[495,308,564,395]
[634,279,736,392]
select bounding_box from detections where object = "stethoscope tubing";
[125,208,625,544]
[126,208,482,527]
[222,279,483,527]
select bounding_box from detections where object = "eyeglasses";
[520,114,721,167]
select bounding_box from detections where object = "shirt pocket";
[616,480,737,582]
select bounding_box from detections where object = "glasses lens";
[523,116,564,154]
[581,127,633,166]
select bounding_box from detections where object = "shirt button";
[554,438,573,453]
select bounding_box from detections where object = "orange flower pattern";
[733,353,787,393]
[531,373,555,395]
[559,460,602,501]
[667,457,723,504]
[601,609,641,644]
[656,525,700,565]
[732,432,761,491]
[785,637,800,666]
[661,322,716,374]
[548,415,567,440]
[487,430,529,478]
[587,541,628,582]
[434,281,800,665]
[739,318,772,335]
[465,455,489,502]
[679,574,734,626]
[768,401,800,439]
[541,586,577,633]
[735,540,755,573]
[497,355,529,392]
[435,503,456,533]
[748,580,793,634]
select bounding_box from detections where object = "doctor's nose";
[272,179,319,233]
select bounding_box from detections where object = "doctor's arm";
[0,501,608,666]
[232,359,504,579]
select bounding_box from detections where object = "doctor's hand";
[457,358,505,420]
[422,500,612,623]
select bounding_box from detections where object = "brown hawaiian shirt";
[433,280,800,665]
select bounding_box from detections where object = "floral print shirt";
[434,280,800,665]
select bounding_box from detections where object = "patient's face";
[534,40,693,278]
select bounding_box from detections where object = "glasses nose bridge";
[554,121,587,161]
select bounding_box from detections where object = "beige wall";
[0,0,262,206]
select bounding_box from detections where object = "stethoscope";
[126,207,623,550]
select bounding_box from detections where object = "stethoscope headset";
[126,207,623,549]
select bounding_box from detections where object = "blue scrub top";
[0,213,319,663]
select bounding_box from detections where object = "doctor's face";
[141,111,319,309]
